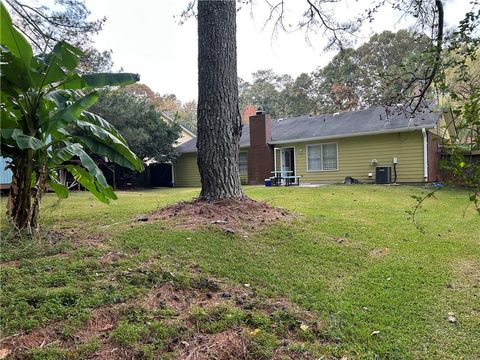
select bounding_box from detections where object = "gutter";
[422,128,428,182]
[268,126,436,145]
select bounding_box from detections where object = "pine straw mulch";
[143,197,293,235]
[0,273,331,360]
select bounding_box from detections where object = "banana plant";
[0,2,144,233]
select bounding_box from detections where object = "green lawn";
[1,185,479,359]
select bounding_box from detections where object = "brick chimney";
[247,112,274,185]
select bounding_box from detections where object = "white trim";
[276,146,296,177]
[171,163,175,186]
[268,126,435,145]
[306,143,339,172]
[422,128,428,182]
[274,148,277,173]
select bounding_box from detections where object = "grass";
[1,185,479,359]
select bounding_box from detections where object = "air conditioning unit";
[375,166,391,184]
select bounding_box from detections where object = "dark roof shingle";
[177,105,441,153]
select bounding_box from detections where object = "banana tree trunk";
[7,150,35,231]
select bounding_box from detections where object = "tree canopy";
[91,90,181,163]
[239,30,432,118]
[6,0,113,73]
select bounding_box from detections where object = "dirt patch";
[1,272,327,359]
[369,248,390,257]
[148,198,292,235]
[88,341,135,360]
[141,279,252,314]
[98,251,127,266]
[453,259,480,288]
[0,324,57,355]
[74,307,120,342]
[179,328,248,360]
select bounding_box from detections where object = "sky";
[84,0,472,102]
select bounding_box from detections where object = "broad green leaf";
[41,62,67,87]
[52,41,83,71]
[65,165,116,204]
[50,142,109,188]
[0,46,32,91]
[68,143,109,188]
[45,89,74,107]
[11,129,44,150]
[75,135,142,170]
[60,73,87,89]
[49,91,99,129]
[0,3,33,71]
[82,73,140,88]
[47,177,69,199]
[0,106,19,128]
[74,119,144,171]
[82,111,127,145]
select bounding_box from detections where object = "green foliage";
[90,89,180,163]
[239,31,430,118]
[0,2,143,230]
[312,30,431,112]
[247,329,279,359]
[433,7,480,210]
[239,69,316,118]
[75,338,101,358]
[245,310,272,329]
[110,321,149,347]
[189,304,246,333]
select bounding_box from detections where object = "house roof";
[177,104,442,154]
[161,112,197,138]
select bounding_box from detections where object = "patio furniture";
[269,170,299,186]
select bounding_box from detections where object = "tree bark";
[197,0,245,201]
[7,150,34,230]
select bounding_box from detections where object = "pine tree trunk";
[197,0,245,201]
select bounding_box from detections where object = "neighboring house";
[173,104,452,187]
[161,112,196,147]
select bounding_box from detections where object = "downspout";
[171,162,175,187]
[422,128,428,182]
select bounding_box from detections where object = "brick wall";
[247,112,274,185]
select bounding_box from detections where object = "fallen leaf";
[250,328,261,336]
[447,312,456,323]
[300,323,309,331]
[100,324,114,331]
[0,349,11,359]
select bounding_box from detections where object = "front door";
[281,148,295,177]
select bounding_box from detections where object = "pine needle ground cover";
[1,186,478,359]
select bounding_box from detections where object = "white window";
[239,152,248,175]
[307,145,322,171]
[307,143,338,171]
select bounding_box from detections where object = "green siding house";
[173,105,449,186]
